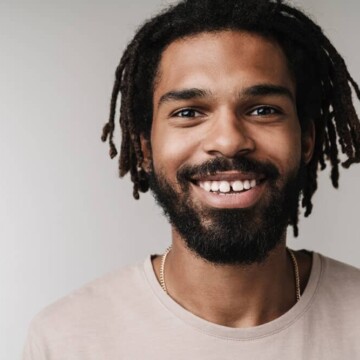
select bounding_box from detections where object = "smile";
[198,179,258,194]
[190,172,266,209]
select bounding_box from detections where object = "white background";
[1,0,359,358]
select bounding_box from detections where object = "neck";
[152,230,311,328]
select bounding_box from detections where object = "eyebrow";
[242,84,294,101]
[157,84,294,108]
[158,88,212,107]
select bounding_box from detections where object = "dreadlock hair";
[101,0,360,237]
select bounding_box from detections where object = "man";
[23,0,360,358]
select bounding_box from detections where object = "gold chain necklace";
[159,246,172,294]
[288,248,301,302]
[159,246,301,302]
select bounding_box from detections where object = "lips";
[190,171,263,182]
[191,171,265,193]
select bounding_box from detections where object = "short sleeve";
[22,321,46,360]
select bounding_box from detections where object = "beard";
[148,156,305,266]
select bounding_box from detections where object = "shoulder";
[316,253,360,309]
[320,254,360,288]
[26,259,148,345]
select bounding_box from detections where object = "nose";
[202,110,255,158]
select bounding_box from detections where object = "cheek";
[255,124,302,174]
[150,125,199,175]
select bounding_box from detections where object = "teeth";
[211,182,220,192]
[203,181,212,192]
[199,179,258,193]
[232,180,244,192]
[219,181,231,193]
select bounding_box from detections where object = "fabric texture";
[23,252,360,359]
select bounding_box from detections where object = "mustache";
[176,156,280,183]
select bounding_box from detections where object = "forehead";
[153,30,295,102]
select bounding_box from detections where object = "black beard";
[148,156,304,265]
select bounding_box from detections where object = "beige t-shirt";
[23,252,360,359]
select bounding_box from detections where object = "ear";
[140,134,152,173]
[302,120,315,165]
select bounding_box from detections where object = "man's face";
[144,30,313,265]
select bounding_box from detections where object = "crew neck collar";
[142,251,323,341]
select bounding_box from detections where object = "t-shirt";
[23,252,360,359]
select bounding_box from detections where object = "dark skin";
[142,30,314,328]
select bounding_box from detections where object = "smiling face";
[143,30,314,264]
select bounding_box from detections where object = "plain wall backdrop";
[1,0,359,358]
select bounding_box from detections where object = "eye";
[173,108,202,118]
[249,106,280,116]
